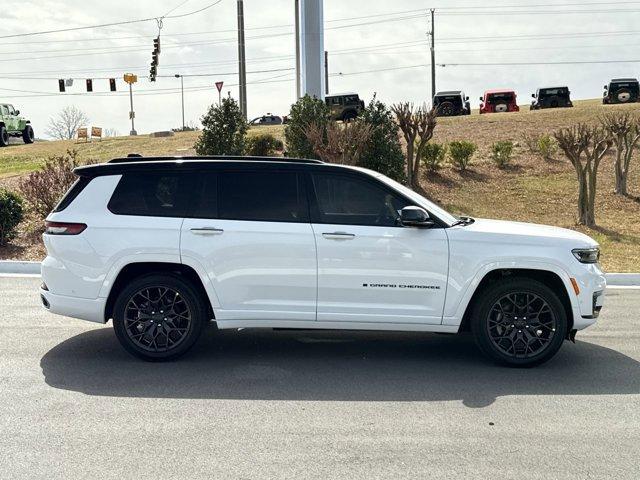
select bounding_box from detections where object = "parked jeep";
[325,93,365,122]
[531,87,573,110]
[433,91,471,116]
[603,78,640,104]
[479,90,519,114]
[0,104,34,147]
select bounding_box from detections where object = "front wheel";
[471,278,568,367]
[22,125,34,144]
[112,274,207,361]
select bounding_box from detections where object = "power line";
[0,0,225,39]
[439,59,640,66]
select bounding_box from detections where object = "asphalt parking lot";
[1,276,639,479]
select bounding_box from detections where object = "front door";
[310,171,449,325]
[180,169,317,322]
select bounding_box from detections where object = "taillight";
[44,221,87,235]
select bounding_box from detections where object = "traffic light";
[109,78,116,92]
[150,36,161,82]
[58,79,65,93]
[86,79,93,92]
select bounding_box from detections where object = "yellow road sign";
[123,73,138,84]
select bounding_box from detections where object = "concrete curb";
[0,261,40,275]
[1,260,639,285]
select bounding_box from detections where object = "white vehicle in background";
[40,156,606,366]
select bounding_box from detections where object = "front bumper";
[571,265,606,330]
[40,288,106,324]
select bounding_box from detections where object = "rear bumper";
[40,288,106,324]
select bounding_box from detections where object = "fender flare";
[443,260,580,327]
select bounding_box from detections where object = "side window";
[312,173,409,227]
[108,172,192,217]
[328,97,342,106]
[191,172,218,219]
[219,171,308,223]
[0,106,7,116]
[7,105,15,115]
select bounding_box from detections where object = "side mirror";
[531,93,536,98]
[15,110,20,115]
[465,96,469,101]
[479,97,483,102]
[604,85,608,90]
[400,206,434,228]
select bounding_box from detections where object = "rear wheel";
[342,110,357,122]
[0,126,8,147]
[112,274,207,361]
[22,125,34,144]
[471,278,568,367]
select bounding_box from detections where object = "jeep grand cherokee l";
[40,156,606,366]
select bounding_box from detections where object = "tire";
[549,96,560,108]
[471,278,568,367]
[0,126,8,147]
[615,88,632,103]
[342,110,357,122]
[494,102,508,113]
[112,273,207,361]
[22,125,34,144]
[438,101,455,117]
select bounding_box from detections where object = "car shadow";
[40,327,640,408]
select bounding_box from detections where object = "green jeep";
[325,93,365,122]
[0,104,34,147]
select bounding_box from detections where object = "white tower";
[296,0,325,99]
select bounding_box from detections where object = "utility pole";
[237,0,247,119]
[430,8,436,101]
[324,50,329,95]
[175,74,185,131]
[295,0,301,99]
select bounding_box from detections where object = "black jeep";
[530,87,573,110]
[433,91,471,116]
[603,78,640,104]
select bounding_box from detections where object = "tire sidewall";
[471,278,568,367]
[112,274,206,361]
[23,125,34,144]
[0,126,8,147]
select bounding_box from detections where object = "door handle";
[322,232,355,240]
[190,227,224,235]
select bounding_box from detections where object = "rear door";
[309,170,449,325]
[180,167,317,323]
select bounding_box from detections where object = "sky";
[2,0,640,137]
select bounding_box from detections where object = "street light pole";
[237,0,248,119]
[128,82,136,136]
[175,74,185,131]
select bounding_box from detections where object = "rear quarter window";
[54,176,93,212]
[108,172,193,218]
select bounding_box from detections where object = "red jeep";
[479,89,519,114]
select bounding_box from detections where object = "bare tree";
[555,124,613,227]
[304,121,373,165]
[391,103,437,189]
[601,112,640,196]
[45,106,89,140]
[103,128,120,138]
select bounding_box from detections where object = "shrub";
[0,189,24,246]
[420,143,447,171]
[537,134,558,161]
[19,149,87,219]
[448,141,477,171]
[305,121,373,165]
[245,133,284,156]
[491,140,514,168]
[284,95,330,159]
[194,97,248,155]
[358,98,406,182]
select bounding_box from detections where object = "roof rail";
[107,155,324,165]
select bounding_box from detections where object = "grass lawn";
[0,103,638,271]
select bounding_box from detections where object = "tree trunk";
[405,142,414,187]
[576,170,590,226]
[614,158,627,196]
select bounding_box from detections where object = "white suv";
[40,156,606,366]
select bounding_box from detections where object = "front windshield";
[372,171,459,226]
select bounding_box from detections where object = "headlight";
[572,247,600,264]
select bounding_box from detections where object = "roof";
[537,86,569,90]
[611,78,639,83]
[74,156,327,177]
[434,90,463,96]
[484,89,516,94]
